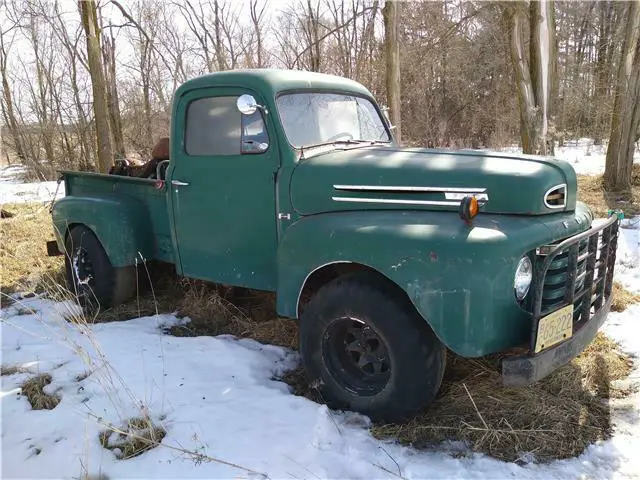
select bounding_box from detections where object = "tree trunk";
[383,0,401,144]
[0,58,26,162]
[530,0,557,154]
[102,33,125,158]
[505,0,557,155]
[78,0,113,173]
[214,0,227,71]
[604,0,640,192]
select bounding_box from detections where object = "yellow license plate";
[534,304,574,353]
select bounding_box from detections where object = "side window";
[241,110,269,153]
[185,95,269,156]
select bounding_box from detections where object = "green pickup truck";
[49,69,620,422]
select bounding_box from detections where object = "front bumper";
[502,294,611,386]
[502,213,620,386]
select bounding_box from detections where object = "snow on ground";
[2,292,640,480]
[496,138,640,176]
[616,218,640,295]
[0,165,65,205]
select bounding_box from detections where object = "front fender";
[51,195,154,267]
[277,208,593,357]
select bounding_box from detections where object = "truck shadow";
[281,335,633,464]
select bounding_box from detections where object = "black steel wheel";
[65,225,135,310]
[322,317,391,396]
[300,273,446,423]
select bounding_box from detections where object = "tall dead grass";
[0,202,65,302]
[370,333,633,462]
[167,280,298,349]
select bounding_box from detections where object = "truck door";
[169,87,278,290]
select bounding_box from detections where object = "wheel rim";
[322,317,391,396]
[71,247,96,295]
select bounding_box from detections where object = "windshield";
[276,92,391,148]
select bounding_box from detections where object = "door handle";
[171,180,190,186]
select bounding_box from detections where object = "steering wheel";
[326,132,354,142]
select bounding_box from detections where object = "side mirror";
[237,94,269,116]
[237,94,258,115]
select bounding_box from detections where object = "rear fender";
[51,195,154,267]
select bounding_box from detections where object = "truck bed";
[61,171,174,263]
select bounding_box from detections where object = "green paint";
[51,69,602,358]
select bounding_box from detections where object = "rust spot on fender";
[430,251,438,262]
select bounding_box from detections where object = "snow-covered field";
[494,138,640,176]
[1,145,640,479]
[1,295,639,480]
[0,165,64,205]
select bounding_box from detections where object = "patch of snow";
[490,138,640,177]
[0,181,64,205]
[2,215,640,479]
[615,218,640,294]
[0,165,65,205]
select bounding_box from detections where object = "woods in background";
[0,0,639,190]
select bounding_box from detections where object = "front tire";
[64,225,135,310]
[299,274,446,423]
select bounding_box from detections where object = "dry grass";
[612,281,640,312]
[99,417,166,460]
[1,364,29,376]
[0,202,65,303]
[20,374,60,410]
[370,333,632,463]
[577,173,640,218]
[164,278,299,349]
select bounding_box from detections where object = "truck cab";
[50,69,620,422]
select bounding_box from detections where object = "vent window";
[544,184,566,209]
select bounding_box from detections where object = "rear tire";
[64,225,135,311]
[299,274,446,423]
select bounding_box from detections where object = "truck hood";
[289,146,577,216]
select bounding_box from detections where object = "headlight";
[514,256,533,300]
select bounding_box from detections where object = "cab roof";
[174,68,374,100]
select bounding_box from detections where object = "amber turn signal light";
[459,195,479,223]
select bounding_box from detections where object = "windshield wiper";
[300,139,389,158]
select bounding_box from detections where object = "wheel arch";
[296,261,415,319]
[52,195,154,267]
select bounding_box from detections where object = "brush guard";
[502,212,621,386]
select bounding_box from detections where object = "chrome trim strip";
[332,196,461,206]
[296,261,353,317]
[444,192,489,201]
[543,183,567,209]
[333,185,486,193]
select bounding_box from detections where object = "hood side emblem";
[563,221,569,229]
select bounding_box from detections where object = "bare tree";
[504,0,557,155]
[78,0,112,172]
[174,0,237,72]
[0,14,27,163]
[383,0,401,143]
[249,0,268,67]
[604,0,640,191]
